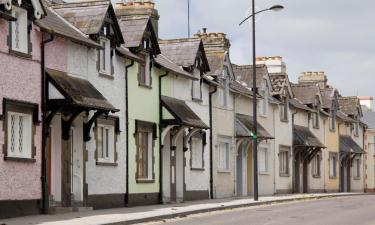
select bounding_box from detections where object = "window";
[259,84,268,116]
[96,119,116,164]
[190,132,205,169]
[192,58,202,100]
[354,121,359,136]
[312,111,320,128]
[10,6,29,54]
[329,109,336,131]
[99,38,112,75]
[312,154,321,177]
[7,111,32,158]
[354,158,361,178]
[280,97,288,121]
[258,146,268,173]
[218,141,230,171]
[329,153,337,178]
[279,146,289,176]
[219,68,229,107]
[138,54,152,86]
[136,121,156,181]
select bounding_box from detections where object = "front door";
[293,151,300,193]
[61,129,73,207]
[170,148,177,202]
[236,145,243,196]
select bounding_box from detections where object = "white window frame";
[354,157,361,179]
[99,37,112,75]
[279,146,289,176]
[329,153,337,178]
[96,123,115,163]
[280,97,288,122]
[10,6,29,54]
[329,109,336,131]
[258,144,269,174]
[219,68,229,107]
[259,82,268,117]
[138,54,152,87]
[218,138,231,172]
[7,111,32,159]
[190,135,204,169]
[312,154,321,177]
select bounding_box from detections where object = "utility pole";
[188,0,190,37]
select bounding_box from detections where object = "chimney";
[298,71,328,89]
[194,29,231,53]
[256,56,286,74]
[115,0,160,37]
[359,96,374,112]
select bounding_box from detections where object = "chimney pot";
[203,28,207,33]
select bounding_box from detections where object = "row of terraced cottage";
[0,0,371,219]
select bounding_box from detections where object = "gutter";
[209,86,217,199]
[125,59,134,206]
[41,33,54,214]
[158,71,169,203]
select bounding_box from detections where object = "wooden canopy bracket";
[83,110,105,142]
[61,109,84,140]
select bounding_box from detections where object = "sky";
[152,0,375,97]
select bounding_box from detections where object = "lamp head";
[269,5,284,12]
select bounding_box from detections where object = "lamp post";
[239,3,284,201]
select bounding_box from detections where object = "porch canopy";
[235,113,274,140]
[339,135,365,155]
[46,68,118,140]
[161,95,208,129]
[293,125,325,162]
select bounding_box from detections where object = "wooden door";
[61,130,73,207]
[170,149,177,202]
[303,161,308,193]
[293,151,300,193]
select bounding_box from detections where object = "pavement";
[0,193,368,225]
[142,195,375,225]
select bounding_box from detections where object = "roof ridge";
[51,0,109,9]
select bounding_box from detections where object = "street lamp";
[239,3,284,201]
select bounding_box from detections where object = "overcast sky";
[153,0,375,97]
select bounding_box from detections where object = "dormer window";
[99,37,112,75]
[354,121,359,137]
[280,96,288,122]
[192,58,202,101]
[9,6,30,55]
[259,81,268,117]
[329,109,336,131]
[138,54,152,87]
[218,67,229,107]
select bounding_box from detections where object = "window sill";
[280,119,289,123]
[192,98,203,103]
[4,156,36,163]
[329,129,336,132]
[136,179,155,183]
[279,173,290,177]
[138,83,152,89]
[258,172,269,176]
[9,50,32,60]
[259,114,268,118]
[313,126,320,129]
[96,161,118,167]
[217,169,231,174]
[353,176,361,180]
[191,167,205,171]
[99,72,114,80]
[329,176,337,180]
[312,175,321,179]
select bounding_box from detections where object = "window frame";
[311,153,321,178]
[95,117,119,166]
[218,138,231,172]
[258,144,269,174]
[135,120,157,182]
[329,152,338,179]
[2,98,38,162]
[329,109,336,132]
[8,5,32,58]
[259,82,269,117]
[98,37,114,77]
[192,58,203,101]
[354,157,361,179]
[280,96,289,122]
[279,145,290,176]
[138,53,152,88]
[189,131,206,171]
[218,67,229,107]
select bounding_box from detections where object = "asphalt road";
[141,195,375,225]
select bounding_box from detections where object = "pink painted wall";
[0,20,43,200]
[45,37,68,72]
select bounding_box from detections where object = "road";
[141,195,375,225]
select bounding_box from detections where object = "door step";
[48,206,93,214]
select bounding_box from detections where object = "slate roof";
[230,80,252,97]
[51,0,124,43]
[118,16,148,48]
[289,98,314,112]
[232,64,267,89]
[235,113,273,139]
[291,84,320,105]
[154,54,196,80]
[339,135,365,154]
[338,96,360,117]
[320,88,335,109]
[159,38,210,72]
[362,111,375,129]
[161,96,208,129]
[293,125,325,148]
[36,5,101,48]
[205,52,225,76]
[116,46,143,62]
[336,111,355,122]
[46,69,118,112]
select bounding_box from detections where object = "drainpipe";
[124,59,134,206]
[291,109,298,193]
[159,71,169,203]
[209,86,217,199]
[272,105,276,194]
[41,33,54,214]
